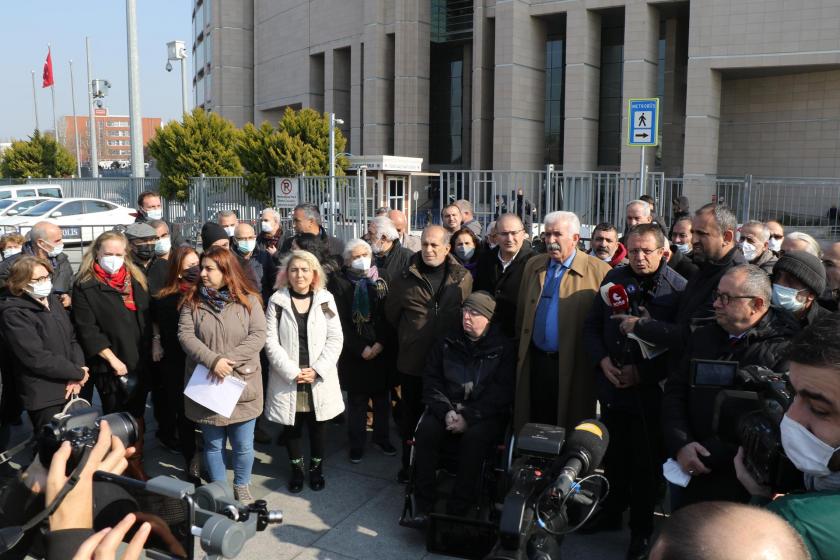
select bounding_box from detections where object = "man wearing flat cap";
[125,222,159,274]
[402,291,516,527]
[771,250,833,328]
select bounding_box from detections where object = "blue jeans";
[201,419,256,486]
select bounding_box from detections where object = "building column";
[351,42,363,154]
[492,0,546,170]
[471,6,494,169]
[683,62,722,208]
[324,49,336,114]
[394,0,430,164]
[562,8,600,171]
[620,1,659,174]
[362,0,390,155]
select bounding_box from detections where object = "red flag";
[42,48,54,88]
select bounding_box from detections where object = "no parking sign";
[274,177,299,209]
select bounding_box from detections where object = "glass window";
[0,192,10,200]
[0,200,15,210]
[204,71,212,102]
[36,188,62,198]
[16,189,36,197]
[84,200,114,213]
[544,35,565,165]
[429,43,464,165]
[597,14,624,169]
[54,201,85,216]
[21,200,62,216]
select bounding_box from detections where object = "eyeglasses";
[713,290,757,306]
[462,307,483,318]
[628,248,663,257]
[496,230,523,238]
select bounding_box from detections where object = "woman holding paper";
[264,250,344,493]
[178,246,267,503]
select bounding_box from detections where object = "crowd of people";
[0,188,839,559]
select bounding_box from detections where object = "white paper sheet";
[184,364,247,419]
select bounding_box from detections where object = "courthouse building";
[193,0,840,204]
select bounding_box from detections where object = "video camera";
[690,360,801,491]
[485,420,610,560]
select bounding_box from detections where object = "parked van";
[0,184,64,199]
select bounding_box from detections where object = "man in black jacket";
[475,213,533,338]
[134,191,186,248]
[281,202,345,257]
[662,264,800,509]
[403,292,514,527]
[582,224,686,558]
[668,215,699,281]
[369,215,413,284]
[0,221,73,306]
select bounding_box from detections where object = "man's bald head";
[649,502,809,560]
[388,209,408,233]
[234,222,256,238]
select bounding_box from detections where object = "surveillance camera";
[96,100,103,108]
[166,61,173,72]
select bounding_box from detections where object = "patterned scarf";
[199,285,233,312]
[345,265,381,335]
[93,262,136,311]
[260,229,283,250]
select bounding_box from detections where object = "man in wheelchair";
[402,291,516,528]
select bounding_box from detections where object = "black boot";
[288,459,305,493]
[309,457,325,491]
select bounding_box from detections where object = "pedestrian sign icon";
[627,98,659,147]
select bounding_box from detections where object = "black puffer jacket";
[422,324,516,426]
[0,293,85,410]
[668,246,699,281]
[374,239,413,284]
[662,307,800,460]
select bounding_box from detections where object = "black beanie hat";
[774,250,826,295]
[201,222,229,250]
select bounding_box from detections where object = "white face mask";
[145,208,163,220]
[772,283,806,313]
[674,242,691,254]
[769,237,783,253]
[780,414,840,477]
[261,220,274,233]
[739,240,758,262]
[237,239,256,254]
[3,247,21,259]
[42,240,64,258]
[154,237,171,256]
[98,255,125,274]
[456,246,475,261]
[351,256,371,271]
[27,279,52,298]
[224,225,236,238]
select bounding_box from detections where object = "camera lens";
[100,412,139,448]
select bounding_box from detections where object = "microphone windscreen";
[567,419,610,474]
[607,284,629,313]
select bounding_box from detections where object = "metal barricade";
[298,176,363,241]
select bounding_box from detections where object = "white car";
[0,197,49,217]
[0,197,137,243]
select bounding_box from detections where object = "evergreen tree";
[0,131,76,178]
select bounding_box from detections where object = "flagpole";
[69,60,82,177]
[48,45,58,142]
[31,70,40,132]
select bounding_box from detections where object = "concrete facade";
[196,0,840,208]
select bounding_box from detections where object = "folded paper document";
[184,364,247,418]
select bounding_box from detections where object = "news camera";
[485,421,610,560]
[690,360,801,491]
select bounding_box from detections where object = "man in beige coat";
[514,211,611,431]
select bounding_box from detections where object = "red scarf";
[93,262,136,311]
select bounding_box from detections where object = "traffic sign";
[274,177,299,209]
[627,98,659,147]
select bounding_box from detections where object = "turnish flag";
[42,48,54,88]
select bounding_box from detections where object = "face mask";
[133,244,156,261]
[237,239,256,254]
[98,255,125,274]
[456,246,475,261]
[181,265,200,284]
[781,414,840,477]
[739,241,757,262]
[145,209,163,220]
[674,242,691,254]
[154,237,171,256]
[351,256,371,271]
[42,240,63,258]
[27,279,52,299]
[3,247,21,259]
[261,220,274,233]
[224,225,236,238]
[769,237,783,253]
[772,283,806,312]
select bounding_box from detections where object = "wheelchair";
[399,408,515,559]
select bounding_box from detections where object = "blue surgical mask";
[674,242,691,255]
[154,237,171,256]
[237,239,256,254]
[456,246,475,261]
[146,209,163,220]
[771,283,806,312]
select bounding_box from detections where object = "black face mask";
[133,244,156,261]
[181,265,200,284]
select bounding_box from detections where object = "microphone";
[607,284,630,315]
[625,280,642,316]
[551,419,610,498]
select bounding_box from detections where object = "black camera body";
[691,360,800,491]
[37,408,138,474]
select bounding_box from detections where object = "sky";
[0,0,193,142]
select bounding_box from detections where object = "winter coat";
[0,242,74,294]
[177,294,267,426]
[0,293,85,411]
[514,252,611,431]
[330,270,394,394]
[767,491,840,560]
[475,244,534,339]
[264,288,345,425]
[661,307,800,460]
[752,249,778,275]
[583,262,686,412]
[384,253,473,376]
[668,246,699,281]
[373,239,414,284]
[423,324,516,426]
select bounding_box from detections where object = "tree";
[237,108,348,201]
[0,130,76,178]
[147,108,242,199]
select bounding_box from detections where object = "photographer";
[734,314,840,560]
[582,224,686,558]
[662,264,799,508]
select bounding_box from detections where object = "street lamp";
[166,40,189,116]
[329,113,344,236]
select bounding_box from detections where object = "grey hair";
[218,209,238,220]
[29,221,55,244]
[370,216,399,241]
[343,238,373,262]
[148,219,168,232]
[543,211,581,235]
[295,203,322,225]
[626,200,651,217]
[454,199,473,215]
[697,203,737,235]
[261,208,280,224]
[742,220,770,243]
[728,264,772,303]
[374,206,390,216]
[485,220,497,236]
[423,224,451,245]
[787,231,822,257]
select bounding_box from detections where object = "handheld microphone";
[607,284,630,315]
[625,281,641,316]
[551,419,610,498]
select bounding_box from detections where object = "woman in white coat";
[264,249,344,493]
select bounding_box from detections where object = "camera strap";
[0,437,36,466]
